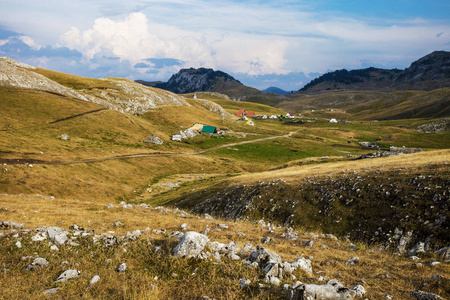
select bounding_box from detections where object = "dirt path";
[1,131,299,166]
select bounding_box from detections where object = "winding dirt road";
[1,131,298,166]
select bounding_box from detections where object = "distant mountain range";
[136,51,450,105]
[298,51,450,94]
[263,86,291,95]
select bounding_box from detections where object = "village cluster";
[170,109,298,142]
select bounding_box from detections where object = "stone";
[248,245,282,266]
[410,290,443,300]
[352,284,366,297]
[172,231,209,259]
[217,224,229,229]
[116,263,127,273]
[180,223,188,231]
[261,236,273,244]
[24,257,49,271]
[102,235,118,246]
[45,288,61,295]
[55,269,80,283]
[397,231,413,253]
[113,221,124,227]
[15,241,22,248]
[266,276,281,286]
[144,135,163,145]
[50,245,59,251]
[304,240,313,247]
[435,246,450,261]
[0,221,24,229]
[288,279,357,300]
[290,257,313,275]
[408,242,425,256]
[239,278,251,289]
[46,227,68,245]
[90,275,100,285]
[345,257,360,265]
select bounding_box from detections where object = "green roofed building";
[202,126,216,134]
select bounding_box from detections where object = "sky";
[0,0,449,91]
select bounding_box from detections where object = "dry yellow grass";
[233,149,450,185]
[0,192,448,299]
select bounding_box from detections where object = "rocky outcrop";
[193,98,234,119]
[172,231,209,259]
[288,279,359,300]
[0,57,190,115]
[0,57,90,101]
[416,119,450,134]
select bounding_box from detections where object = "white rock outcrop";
[172,231,209,259]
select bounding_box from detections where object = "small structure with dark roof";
[201,126,217,134]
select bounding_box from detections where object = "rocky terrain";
[1,200,448,299]
[0,57,189,115]
[172,163,449,253]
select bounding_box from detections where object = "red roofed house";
[247,111,254,116]
[236,109,245,116]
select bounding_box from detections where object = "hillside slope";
[0,57,189,115]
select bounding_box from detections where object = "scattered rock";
[116,263,127,273]
[24,257,49,271]
[435,246,450,261]
[45,287,61,295]
[408,242,425,256]
[113,221,124,227]
[46,227,68,245]
[288,279,357,300]
[0,221,24,229]
[90,275,100,285]
[261,236,273,244]
[55,269,80,283]
[144,135,163,145]
[304,240,313,247]
[239,278,251,289]
[411,290,443,300]
[345,257,359,265]
[172,231,209,259]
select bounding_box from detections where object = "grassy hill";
[0,62,449,299]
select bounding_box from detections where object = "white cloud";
[18,36,40,50]
[59,12,290,75]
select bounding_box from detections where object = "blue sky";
[0,0,449,90]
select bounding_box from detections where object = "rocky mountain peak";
[156,67,243,94]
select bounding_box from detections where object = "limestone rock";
[408,242,425,256]
[345,257,360,265]
[90,275,100,285]
[288,279,357,300]
[435,246,450,261]
[248,245,282,266]
[55,269,80,283]
[145,135,163,145]
[172,231,209,259]
[411,290,443,300]
[239,278,251,289]
[45,288,61,295]
[116,263,127,273]
[46,227,68,245]
[0,221,24,229]
[24,257,49,271]
[290,257,313,276]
